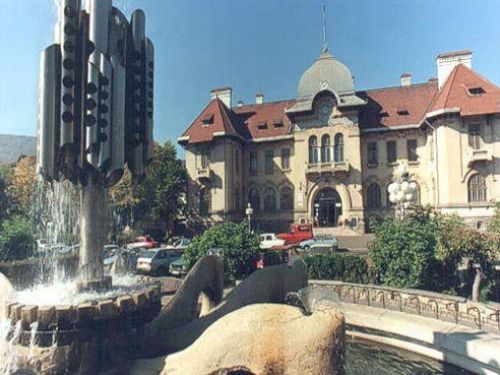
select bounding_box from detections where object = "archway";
[313,187,342,227]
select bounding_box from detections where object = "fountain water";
[1,0,157,372]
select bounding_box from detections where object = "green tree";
[141,141,187,235]
[7,156,36,218]
[488,203,500,234]
[0,216,35,262]
[183,221,260,283]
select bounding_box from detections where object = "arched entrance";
[313,188,342,227]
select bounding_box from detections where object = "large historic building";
[178,49,500,232]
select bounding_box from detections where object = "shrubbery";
[0,216,35,262]
[305,253,373,284]
[183,221,260,283]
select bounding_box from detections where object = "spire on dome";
[322,1,328,53]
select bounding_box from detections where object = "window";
[280,186,294,210]
[334,133,344,162]
[200,148,209,169]
[257,122,268,130]
[309,136,319,164]
[202,114,214,125]
[468,174,486,202]
[264,187,276,212]
[265,150,274,174]
[249,151,258,175]
[367,142,378,167]
[321,135,331,163]
[273,120,284,128]
[468,124,482,150]
[199,188,211,215]
[248,187,260,212]
[367,183,381,209]
[468,87,485,96]
[407,139,418,162]
[397,109,409,116]
[281,148,290,169]
[386,141,397,164]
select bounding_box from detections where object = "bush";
[0,216,35,262]
[262,250,288,267]
[183,221,260,283]
[305,253,373,284]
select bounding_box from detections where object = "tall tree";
[7,156,36,218]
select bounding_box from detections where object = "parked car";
[169,256,187,277]
[104,246,140,273]
[299,234,338,251]
[259,233,285,250]
[277,224,313,245]
[256,244,294,269]
[136,248,183,275]
[127,235,159,250]
[308,242,336,255]
[166,238,191,251]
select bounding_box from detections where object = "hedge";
[304,253,374,284]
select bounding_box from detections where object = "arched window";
[280,186,294,211]
[468,174,486,202]
[199,188,211,215]
[309,136,318,164]
[367,183,381,209]
[334,133,344,162]
[264,187,277,212]
[321,135,331,163]
[248,187,260,212]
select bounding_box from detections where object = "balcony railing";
[306,161,350,177]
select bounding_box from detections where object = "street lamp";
[246,203,254,232]
[387,163,417,219]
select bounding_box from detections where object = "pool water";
[346,339,472,375]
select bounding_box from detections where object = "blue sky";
[1,0,499,156]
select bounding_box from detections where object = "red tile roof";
[232,100,296,140]
[180,65,500,144]
[357,81,438,129]
[428,64,500,117]
[180,98,241,144]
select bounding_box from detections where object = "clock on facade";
[316,96,335,124]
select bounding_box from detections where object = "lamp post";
[387,163,417,219]
[246,203,254,232]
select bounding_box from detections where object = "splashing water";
[286,286,342,315]
[0,320,22,374]
[28,321,39,361]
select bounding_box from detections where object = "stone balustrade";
[309,280,500,332]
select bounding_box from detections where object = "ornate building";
[178,49,500,232]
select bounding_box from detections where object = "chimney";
[255,93,264,105]
[400,73,411,87]
[211,87,232,108]
[436,50,472,88]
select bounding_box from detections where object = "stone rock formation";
[161,303,345,375]
[144,256,308,356]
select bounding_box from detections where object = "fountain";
[1,0,160,373]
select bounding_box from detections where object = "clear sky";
[1,0,499,156]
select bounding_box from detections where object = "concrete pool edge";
[342,302,500,375]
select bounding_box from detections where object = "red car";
[277,224,313,245]
[127,235,159,249]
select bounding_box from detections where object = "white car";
[259,233,285,250]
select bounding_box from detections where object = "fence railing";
[309,280,500,332]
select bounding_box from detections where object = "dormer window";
[315,96,335,124]
[468,87,485,96]
[272,120,284,128]
[379,111,389,118]
[257,122,268,130]
[202,114,214,126]
[397,109,409,116]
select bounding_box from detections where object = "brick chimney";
[211,87,232,108]
[436,50,472,89]
[256,93,264,105]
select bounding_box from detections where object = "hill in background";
[0,134,36,164]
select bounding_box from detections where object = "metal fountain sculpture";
[38,0,154,291]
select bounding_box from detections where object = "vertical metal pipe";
[79,181,106,280]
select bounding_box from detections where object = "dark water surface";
[346,339,472,375]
